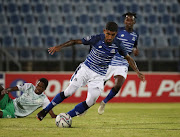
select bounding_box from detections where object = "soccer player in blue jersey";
[36,22,145,121]
[98,12,140,115]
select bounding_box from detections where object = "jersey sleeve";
[17,83,32,93]
[118,42,128,57]
[134,32,139,48]
[81,34,101,45]
[42,95,50,109]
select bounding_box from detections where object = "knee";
[113,85,121,93]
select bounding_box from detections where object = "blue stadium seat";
[79,14,89,24]
[34,3,45,14]
[64,14,76,24]
[142,36,154,47]
[92,14,103,24]
[136,15,145,24]
[37,14,49,25]
[169,36,180,47]
[63,47,73,60]
[169,3,179,13]
[155,36,168,47]
[0,14,7,24]
[0,25,11,36]
[34,50,47,61]
[48,52,60,61]
[164,25,176,36]
[175,14,180,24]
[161,14,171,25]
[174,49,180,58]
[48,3,58,14]
[88,3,99,14]
[0,3,4,14]
[30,36,43,47]
[138,25,148,35]
[106,14,116,22]
[116,4,125,13]
[26,24,39,37]
[95,25,104,33]
[9,14,21,25]
[23,14,35,25]
[69,25,80,35]
[55,25,65,35]
[7,3,18,14]
[50,14,63,25]
[143,3,153,14]
[2,36,14,47]
[157,3,167,14]
[101,2,114,14]
[41,25,52,36]
[147,14,158,24]
[19,49,33,61]
[150,25,163,35]
[20,3,32,15]
[82,25,93,35]
[62,3,72,13]
[159,49,173,59]
[13,25,25,36]
[129,3,139,13]
[74,3,86,13]
[16,35,28,47]
[44,36,56,47]
[75,47,88,61]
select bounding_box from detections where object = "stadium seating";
[0,0,179,64]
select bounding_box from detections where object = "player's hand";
[133,48,139,56]
[1,89,9,95]
[137,72,145,82]
[48,46,59,55]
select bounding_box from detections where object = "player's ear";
[103,29,106,34]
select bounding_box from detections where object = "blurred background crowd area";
[0,0,179,72]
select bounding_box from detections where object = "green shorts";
[0,94,15,118]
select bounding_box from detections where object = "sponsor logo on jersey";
[121,34,124,37]
[110,49,116,53]
[132,37,135,41]
[99,45,102,48]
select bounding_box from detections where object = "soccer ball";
[55,113,72,128]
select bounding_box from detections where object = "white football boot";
[98,101,106,115]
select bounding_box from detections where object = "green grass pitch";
[1,103,180,137]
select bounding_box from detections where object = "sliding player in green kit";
[0,78,56,118]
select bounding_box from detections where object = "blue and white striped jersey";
[82,34,128,76]
[110,27,139,67]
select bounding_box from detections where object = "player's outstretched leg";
[37,92,67,121]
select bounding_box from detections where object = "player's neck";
[125,26,133,32]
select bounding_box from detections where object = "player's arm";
[124,55,145,82]
[48,39,83,55]
[132,40,139,56]
[48,110,57,118]
[1,86,19,95]
[133,47,139,56]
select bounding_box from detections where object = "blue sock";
[44,92,67,112]
[103,88,118,103]
[67,101,89,117]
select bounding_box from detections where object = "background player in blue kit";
[36,22,145,121]
[98,12,140,115]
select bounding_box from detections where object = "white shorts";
[105,65,128,81]
[67,63,105,106]
[70,63,104,91]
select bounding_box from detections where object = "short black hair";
[123,12,137,19]
[39,78,48,89]
[105,22,118,32]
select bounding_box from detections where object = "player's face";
[103,29,117,45]
[35,81,45,95]
[124,15,135,29]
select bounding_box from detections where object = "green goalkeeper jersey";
[13,83,50,117]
